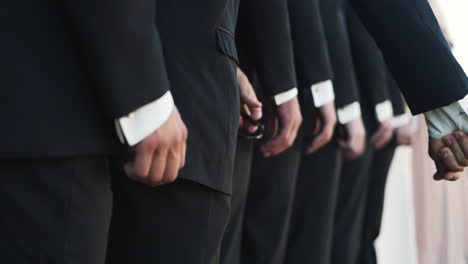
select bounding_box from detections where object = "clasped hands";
[430,130,468,181]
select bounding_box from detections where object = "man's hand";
[125,107,188,186]
[339,117,366,160]
[260,97,302,157]
[237,68,262,132]
[395,123,414,146]
[430,135,465,181]
[442,131,468,167]
[430,130,468,181]
[371,118,394,149]
[305,102,337,154]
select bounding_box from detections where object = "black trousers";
[241,139,302,264]
[221,139,254,264]
[331,140,375,264]
[358,141,397,264]
[0,158,112,264]
[331,138,397,264]
[285,143,343,264]
[107,161,230,264]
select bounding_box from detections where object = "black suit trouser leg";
[0,158,112,264]
[285,143,343,264]
[331,142,374,264]
[241,139,302,264]
[107,162,230,264]
[221,139,254,264]
[359,141,397,264]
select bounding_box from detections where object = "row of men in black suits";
[221,2,412,264]
[1,0,467,263]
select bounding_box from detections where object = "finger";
[454,131,468,160]
[434,166,463,181]
[442,134,468,166]
[370,130,383,149]
[180,142,187,169]
[373,128,393,149]
[124,142,155,182]
[306,125,333,154]
[433,161,445,181]
[162,148,181,184]
[241,95,262,121]
[261,120,294,157]
[347,136,365,160]
[250,106,263,121]
[180,138,187,169]
[147,148,169,187]
[438,147,465,173]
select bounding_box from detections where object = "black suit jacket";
[2,1,241,193]
[387,72,407,117]
[320,0,361,109]
[349,6,407,128]
[236,0,297,98]
[1,1,171,158]
[350,0,468,114]
[348,6,390,130]
[288,0,334,90]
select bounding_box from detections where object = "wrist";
[337,102,362,125]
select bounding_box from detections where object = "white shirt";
[424,94,468,138]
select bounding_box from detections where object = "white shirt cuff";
[337,101,362,124]
[116,91,175,146]
[424,94,468,138]
[274,87,298,105]
[393,114,411,128]
[375,100,394,123]
[311,80,335,107]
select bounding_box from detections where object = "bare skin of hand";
[371,118,394,149]
[237,68,262,131]
[395,123,414,146]
[339,117,366,160]
[125,107,188,187]
[305,102,337,154]
[432,130,468,181]
[430,137,464,181]
[261,97,302,157]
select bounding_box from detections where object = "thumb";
[241,95,262,108]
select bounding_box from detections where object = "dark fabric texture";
[288,0,334,89]
[350,0,468,114]
[331,140,375,264]
[348,6,390,121]
[236,0,297,97]
[241,138,302,264]
[320,0,360,108]
[107,169,230,264]
[358,141,397,264]
[0,158,112,264]
[1,0,241,194]
[387,71,407,116]
[285,143,344,264]
[221,139,255,264]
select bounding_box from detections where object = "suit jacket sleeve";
[347,7,389,107]
[350,0,468,114]
[63,0,170,119]
[320,0,361,109]
[288,0,334,90]
[387,71,407,116]
[236,0,297,97]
